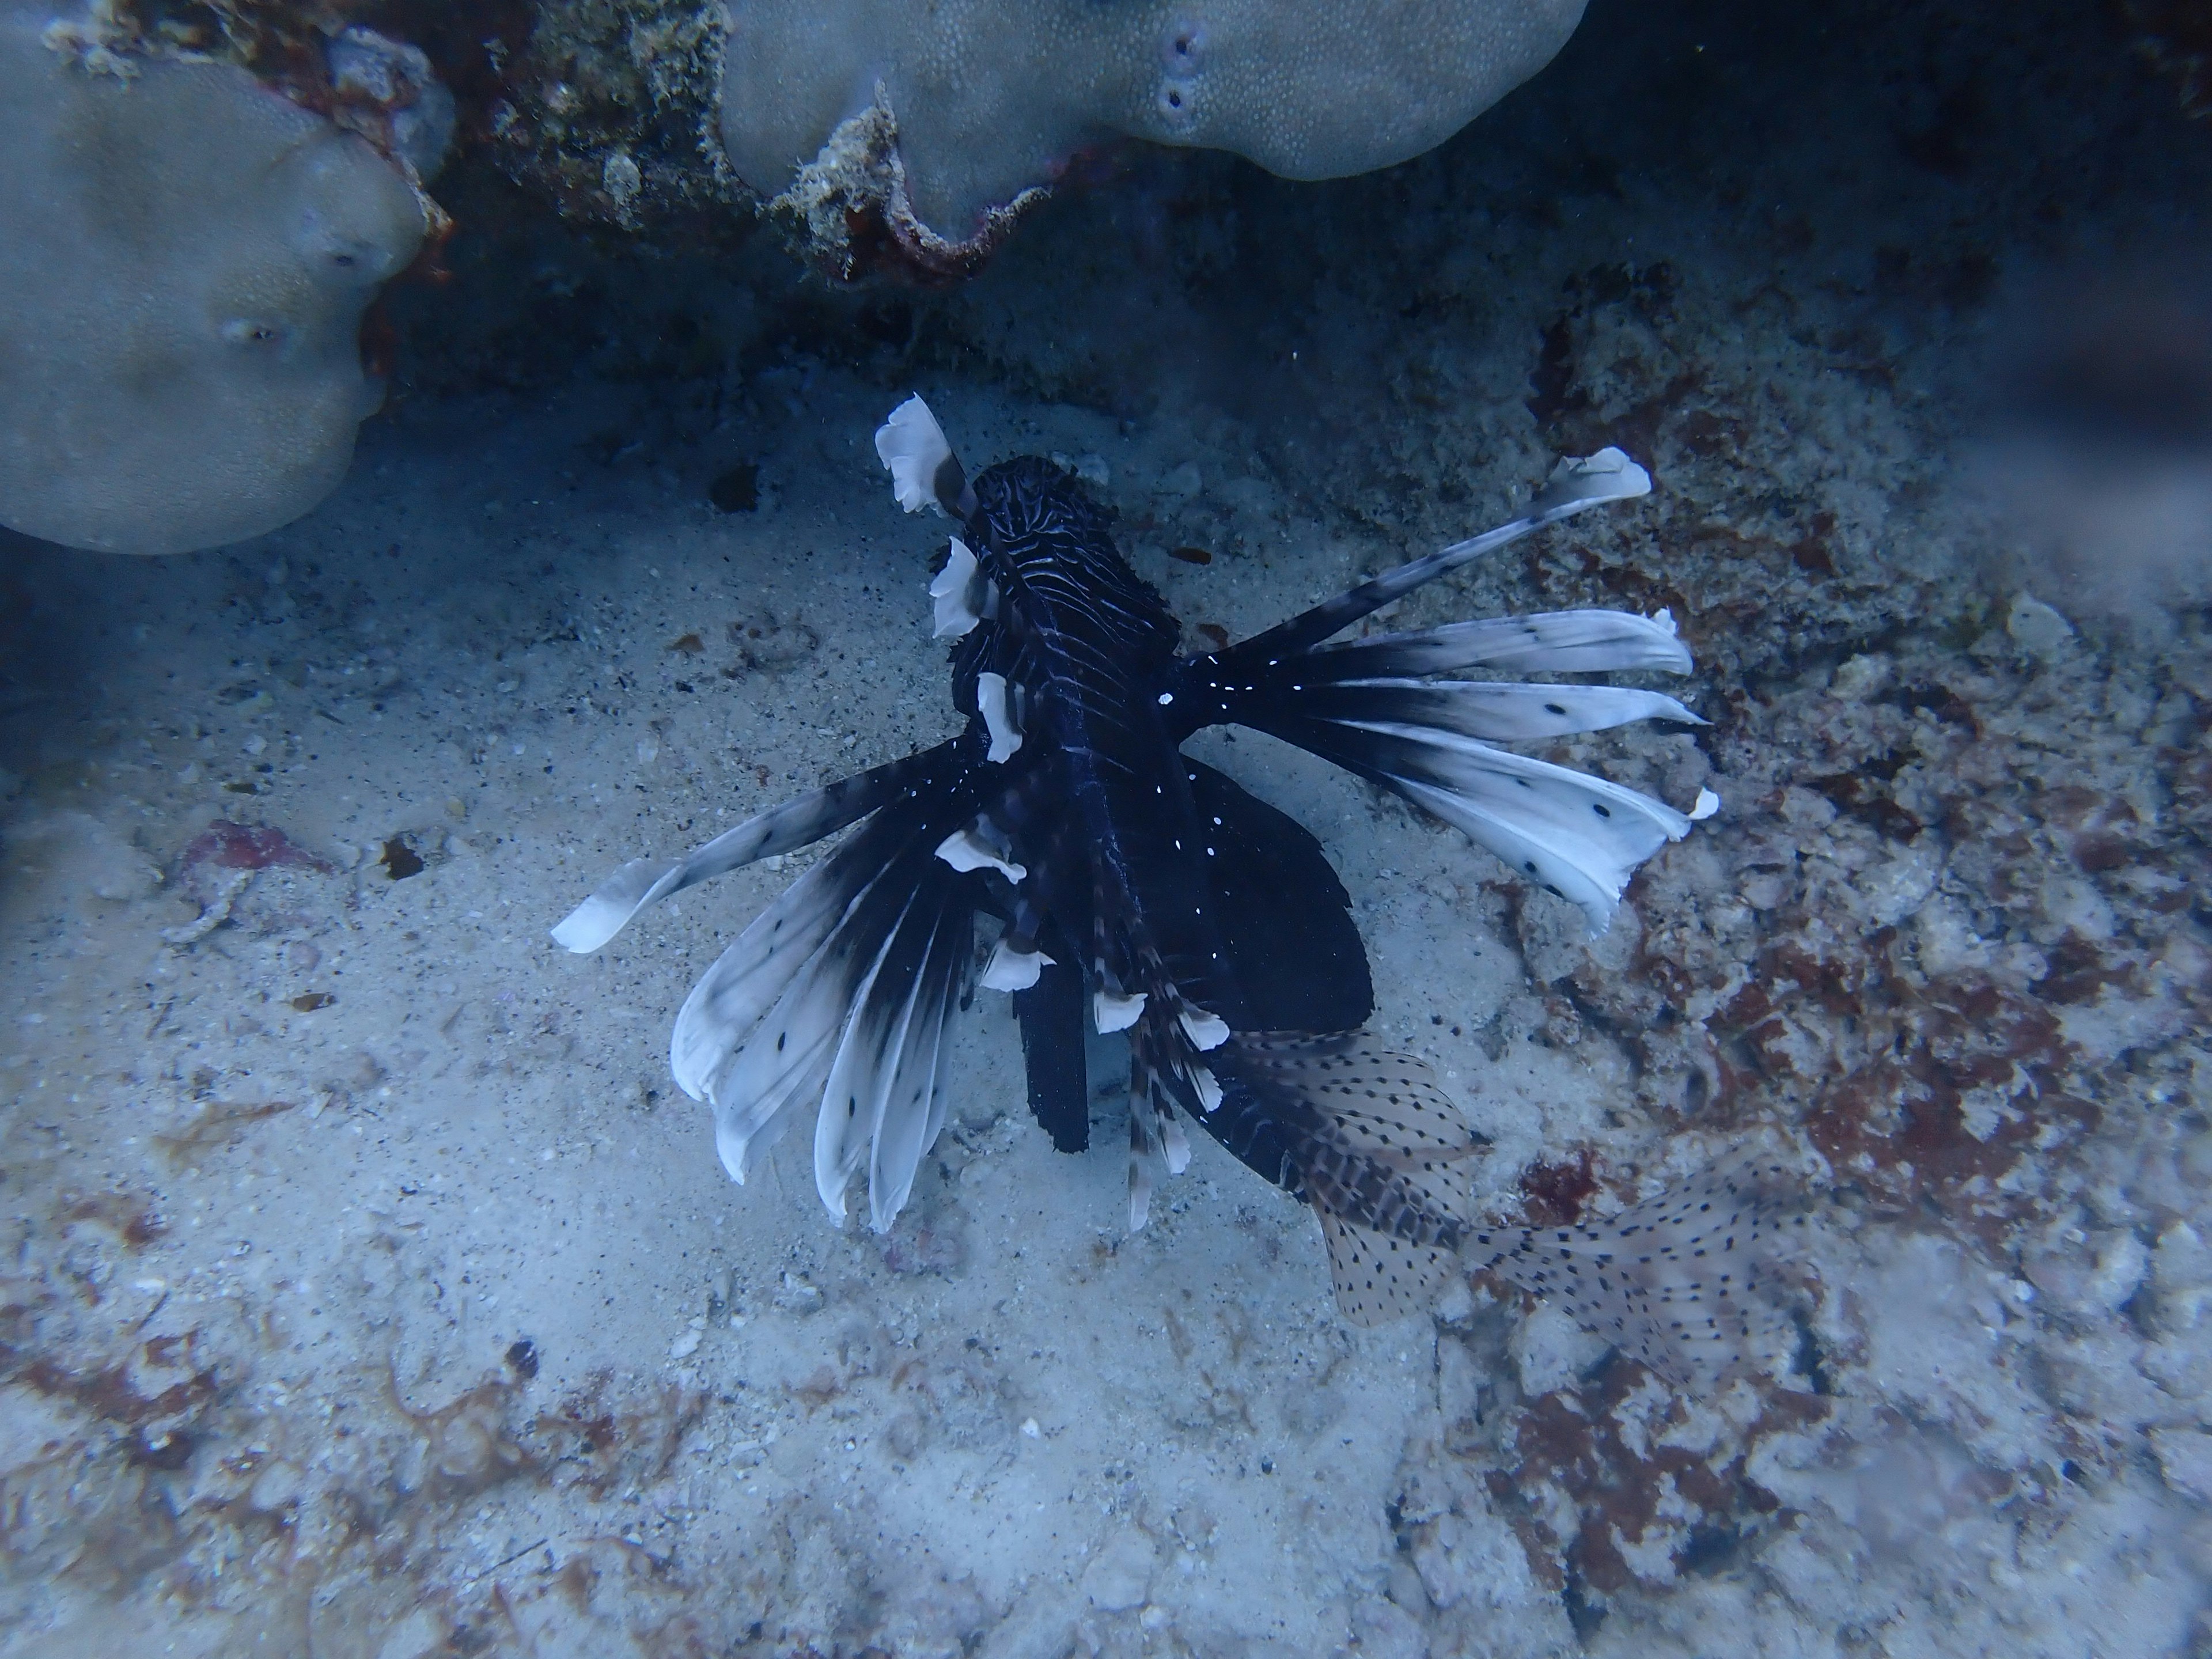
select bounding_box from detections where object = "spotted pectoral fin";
[1292,608,1694,681]
[1256,715,1694,935]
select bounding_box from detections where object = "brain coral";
[0,3,426,555]
[722,0,1589,243]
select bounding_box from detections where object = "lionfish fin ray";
[1280,608,1693,682]
[1286,679,1701,743]
[865,891,974,1230]
[552,743,959,954]
[1231,450,1651,658]
[1248,717,1693,934]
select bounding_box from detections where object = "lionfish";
[556,399,1798,1375]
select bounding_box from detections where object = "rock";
[1080,1528,1156,1611]
[247,1459,304,1513]
[1830,652,1896,699]
[723,0,1589,247]
[1857,841,1943,927]
[1347,1593,1430,1659]
[1512,1302,1608,1398]
[2150,1427,2212,1505]
[2006,593,2077,661]
[773,1273,825,1315]
[1158,461,1206,500]
[373,1608,448,1659]
[1412,1502,1543,1611]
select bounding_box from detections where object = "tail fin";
[1214,1036,1810,1373]
[1471,1146,1812,1385]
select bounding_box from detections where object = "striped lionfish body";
[556,399,1799,1370]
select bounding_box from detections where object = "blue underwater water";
[2,0,2211,1654]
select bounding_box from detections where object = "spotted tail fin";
[1471,1146,1812,1385]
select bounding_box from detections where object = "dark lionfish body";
[557,398,1798,1374]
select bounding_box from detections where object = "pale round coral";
[721,0,1589,239]
[0,3,426,555]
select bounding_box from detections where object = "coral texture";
[0,1,425,556]
[720,0,1589,241]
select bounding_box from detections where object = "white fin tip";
[930,537,982,637]
[934,827,1025,882]
[1179,1006,1230,1051]
[979,940,1053,991]
[876,395,955,515]
[1161,1114,1192,1175]
[1094,990,1147,1033]
[1191,1065,1223,1113]
[976,671,1023,763]
[1552,446,1653,500]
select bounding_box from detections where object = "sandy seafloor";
[5,1,2212,1654]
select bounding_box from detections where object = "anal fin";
[1321,1211,1462,1328]
[1216,1033,1485,1326]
